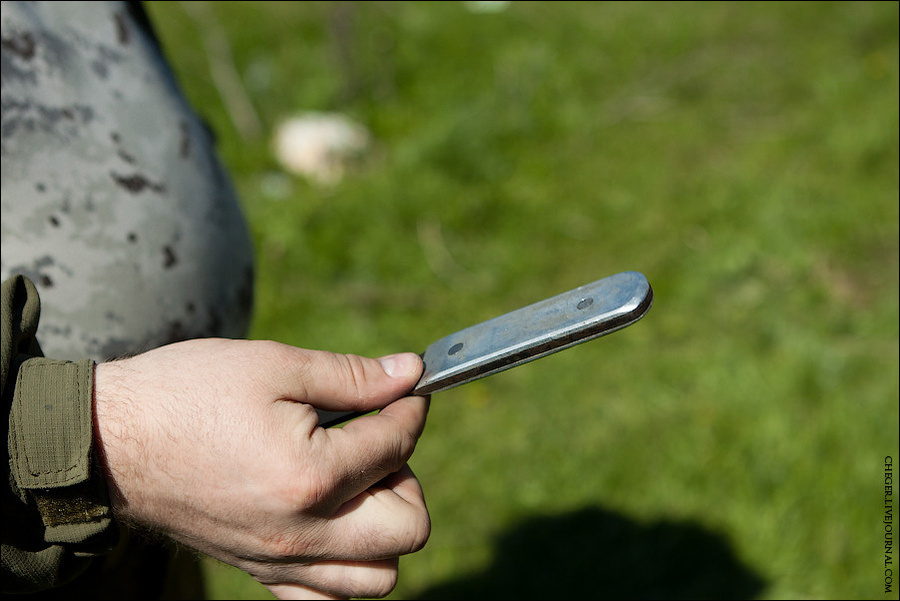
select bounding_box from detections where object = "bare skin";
[93,339,431,599]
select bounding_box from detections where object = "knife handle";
[316,271,653,428]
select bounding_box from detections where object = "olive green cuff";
[9,357,114,545]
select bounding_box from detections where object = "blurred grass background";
[145,1,898,599]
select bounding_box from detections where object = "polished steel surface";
[317,271,653,428]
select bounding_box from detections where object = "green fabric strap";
[9,357,113,543]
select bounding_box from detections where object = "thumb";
[274,347,423,412]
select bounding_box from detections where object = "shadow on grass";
[413,506,766,600]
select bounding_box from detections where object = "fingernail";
[378,353,417,378]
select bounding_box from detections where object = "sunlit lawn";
[146,2,898,599]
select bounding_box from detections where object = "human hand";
[93,339,430,599]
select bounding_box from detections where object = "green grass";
[145,1,898,599]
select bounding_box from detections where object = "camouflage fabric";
[2,2,254,597]
[1,0,254,362]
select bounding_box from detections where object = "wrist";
[92,360,142,522]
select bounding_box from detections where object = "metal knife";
[316,270,653,427]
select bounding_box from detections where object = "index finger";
[314,393,430,508]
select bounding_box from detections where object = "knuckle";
[289,466,335,514]
[269,460,337,517]
[407,506,432,554]
[364,568,399,599]
[251,339,289,361]
[388,426,420,471]
[334,352,373,402]
[353,505,431,558]
[260,531,316,563]
[335,566,398,600]
[389,435,412,474]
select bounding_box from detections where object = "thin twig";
[417,218,470,288]
[180,1,263,141]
